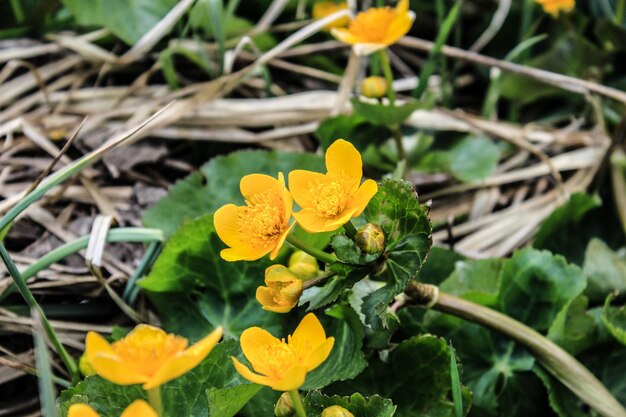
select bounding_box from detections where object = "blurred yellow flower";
[312,1,350,30]
[232,313,334,391]
[535,0,574,17]
[215,173,294,261]
[256,265,303,313]
[86,324,222,390]
[289,139,378,233]
[68,400,157,417]
[331,0,415,55]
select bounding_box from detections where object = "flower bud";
[360,76,388,98]
[79,352,96,377]
[275,392,295,417]
[256,265,303,313]
[321,405,355,417]
[288,251,320,280]
[355,223,386,254]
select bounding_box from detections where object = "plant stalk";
[379,48,396,105]
[405,282,626,417]
[147,387,164,417]
[0,244,79,383]
[288,390,307,417]
[343,221,358,240]
[286,235,338,265]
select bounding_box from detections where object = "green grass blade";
[449,341,463,417]
[32,308,58,417]
[413,0,462,99]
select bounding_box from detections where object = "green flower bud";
[355,223,386,254]
[288,250,320,280]
[360,76,388,98]
[275,392,295,417]
[321,405,355,417]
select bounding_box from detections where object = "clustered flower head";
[85,324,222,389]
[232,313,334,391]
[331,0,415,55]
[68,401,156,417]
[535,0,575,17]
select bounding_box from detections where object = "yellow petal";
[256,286,276,307]
[344,179,378,217]
[325,139,362,187]
[269,221,295,260]
[289,313,328,357]
[330,27,362,45]
[232,356,274,387]
[240,173,283,201]
[278,172,294,222]
[262,304,293,313]
[396,0,409,14]
[68,404,100,417]
[214,204,246,249]
[120,400,158,417]
[270,365,307,391]
[288,170,327,211]
[85,331,115,362]
[143,327,222,390]
[221,245,270,262]
[90,353,149,385]
[382,10,415,46]
[293,208,335,233]
[322,206,360,231]
[303,337,335,371]
[240,327,282,372]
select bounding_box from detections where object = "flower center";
[269,281,291,306]
[240,189,287,247]
[112,330,188,377]
[349,7,397,42]
[312,180,348,218]
[257,341,298,378]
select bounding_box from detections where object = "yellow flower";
[85,324,222,390]
[68,400,157,417]
[256,265,303,313]
[331,0,415,55]
[232,313,334,391]
[312,1,351,30]
[535,0,574,17]
[289,139,378,233]
[215,173,294,261]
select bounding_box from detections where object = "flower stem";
[391,126,407,177]
[616,0,626,24]
[404,282,626,417]
[147,387,164,417]
[0,243,80,383]
[379,49,396,105]
[343,221,358,240]
[289,390,307,417]
[286,235,337,265]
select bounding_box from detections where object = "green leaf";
[143,150,325,238]
[330,334,471,417]
[61,0,178,45]
[583,238,626,302]
[361,179,432,329]
[415,246,466,285]
[332,233,382,265]
[439,258,504,307]
[207,384,262,417]
[315,114,391,152]
[300,270,362,311]
[304,391,396,417]
[547,295,597,355]
[533,193,602,265]
[59,341,247,417]
[303,305,367,390]
[351,99,423,126]
[602,293,626,346]
[449,137,500,182]
[498,248,587,332]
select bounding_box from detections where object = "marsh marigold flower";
[215,173,294,261]
[232,313,334,391]
[85,324,222,390]
[331,0,415,55]
[313,1,350,30]
[256,265,303,313]
[535,0,574,17]
[68,400,157,417]
[289,139,378,233]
